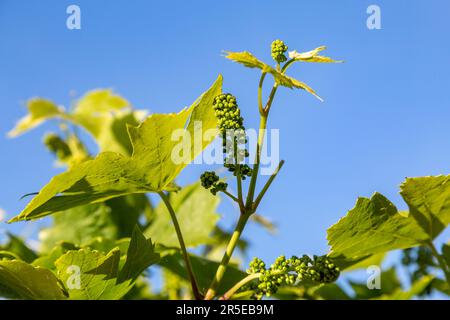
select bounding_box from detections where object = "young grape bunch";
[200,93,252,196]
[271,39,289,63]
[244,254,340,299]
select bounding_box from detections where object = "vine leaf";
[400,175,450,239]
[118,226,160,283]
[288,46,343,63]
[327,193,428,265]
[9,75,222,222]
[0,260,67,300]
[55,227,159,299]
[328,175,450,269]
[0,233,38,263]
[342,252,386,273]
[74,89,128,114]
[39,195,151,253]
[225,51,323,101]
[9,90,144,155]
[8,99,64,137]
[39,203,120,252]
[55,247,127,299]
[145,182,220,248]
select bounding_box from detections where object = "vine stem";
[246,83,279,209]
[245,114,268,210]
[252,160,285,212]
[204,212,251,300]
[234,138,245,210]
[221,190,239,203]
[221,268,290,300]
[158,191,202,300]
[220,273,261,300]
[427,241,450,286]
[258,73,267,115]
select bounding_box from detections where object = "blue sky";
[1,0,450,290]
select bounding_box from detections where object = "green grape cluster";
[271,39,288,63]
[201,93,253,195]
[200,171,228,195]
[213,93,244,132]
[294,255,340,283]
[244,254,340,299]
[214,94,252,178]
[43,133,71,161]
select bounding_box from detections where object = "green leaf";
[54,228,158,299]
[145,182,220,248]
[0,260,67,299]
[327,193,427,263]
[32,242,78,270]
[38,195,151,252]
[55,247,129,299]
[75,110,144,155]
[73,89,129,114]
[117,226,160,283]
[288,46,343,63]
[10,75,222,222]
[9,90,143,156]
[8,99,64,137]
[400,175,450,239]
[1,233,38,263]
[106,194,154,237]
[225,51,322,101]
[225,51,269,70]
[39,203,120,252]
[341,252,386,272]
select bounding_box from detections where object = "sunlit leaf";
[9,90,144,156]
[39,203,120,252]
[10,75,222,222]
[0,233,38,263]
[225,51,322,101]
[73,89,129,114]
[341,252,386,272]
[0,260,67,299]
[55,227,158,299]
[400,175,450,239]
[288,46,343,63]
[8,99,64,137]
[117,226,160,283]
[327,193,428,263]
[55,247,129,299]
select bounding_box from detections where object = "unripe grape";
[271,39,288,63]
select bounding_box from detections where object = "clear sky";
[1,0,449,288]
